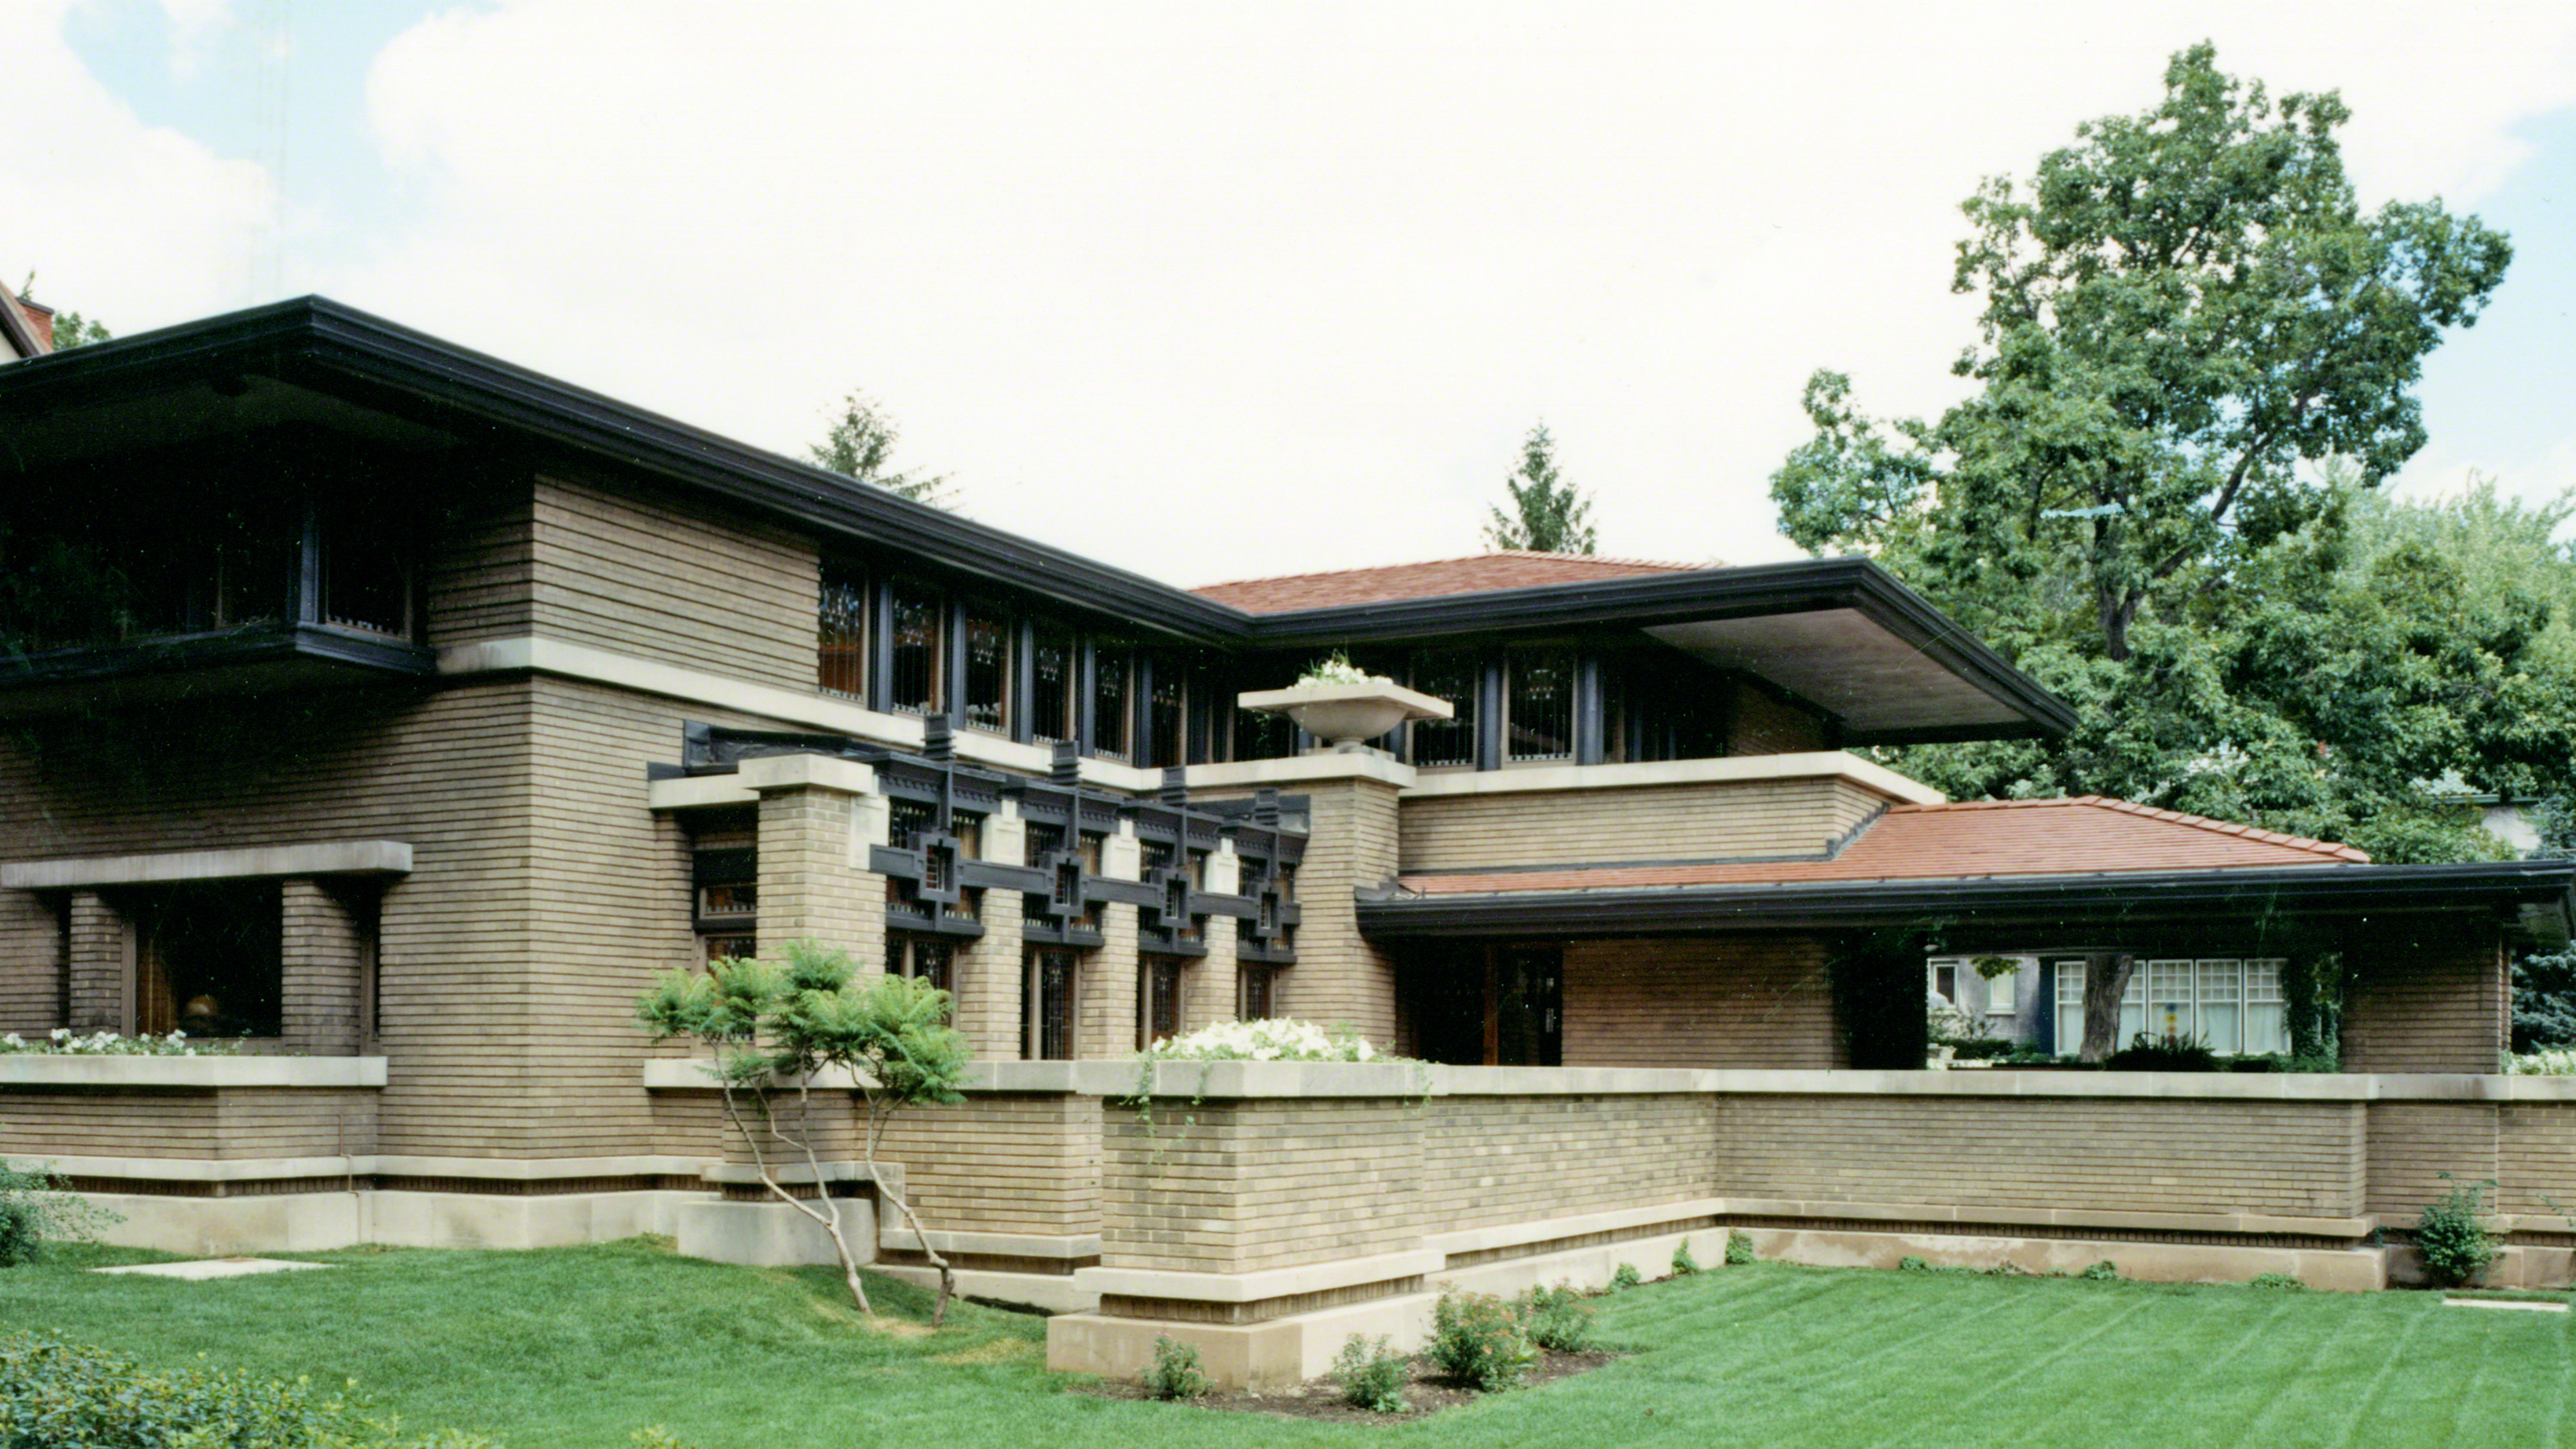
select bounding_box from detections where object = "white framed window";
[2055,957,2289,1055]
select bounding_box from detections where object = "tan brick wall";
[1399,777,1879,873]
[1422,1093,1715,1230]
[2501,1103,2576,1221]
[880,1092,1102,1237]
[421,484,536,650]
[1278,778,1400,1042]
[949,816,1025,1061]
[0,1088,379,1162]
[0,890,61,1034]
[1563,937,1842,1069]
[753,785,885,969]
[1083,832,1142,1059]
[2365,1101,2500,1219]
[280,879,369,1055]
[528,474,817,692]
[1711,1094,2368,1218]
[2343,923,2508,1073]
[64,891,121,1034]
[1100,1096,1427,1274]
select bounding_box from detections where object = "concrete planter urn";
[1236,679,1454,750]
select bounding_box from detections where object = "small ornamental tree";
[638,941,971,1324]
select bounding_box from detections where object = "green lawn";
[5,1241,2574,1448]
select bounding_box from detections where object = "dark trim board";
[1357,861,2576,945]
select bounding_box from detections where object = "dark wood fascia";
[1356,861,2576,943]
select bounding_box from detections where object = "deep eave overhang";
[1357,860,2576,943]
[0,298,2074,738]
[1235,558,2081,741]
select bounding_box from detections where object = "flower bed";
[0,1030,237,1058]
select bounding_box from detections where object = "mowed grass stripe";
[8,1246,2576,1447]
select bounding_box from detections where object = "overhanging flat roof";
[1358,859,2576,946]
[0,298,2076,741]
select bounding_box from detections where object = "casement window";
[886,579,945,715]
[962,607,1011,733]
[315,499,412,638]
[1025,947,1079,1060]
[1141,958,1183,1047]
[692,839,758,964]
[131,882,283,1039]
[2054,959,2289,1055]
[1504,646,1575,763]
[1147,659,1188,769]
[1410,647,1480,768]
[817,560,869,700]
[1092,648,1132,760]
[886,936,952,995]
[1027,624,1077,744]
[703,933,758,964]
[1237,963,1275,1022]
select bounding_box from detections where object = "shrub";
[1329,1335,1408,1414]
[1515,1284,1594,1352]
[2104,1033,2219,1071]
[1897,1255,1932,1273]
[1725,1229,1755,1265]
[1427,1291,1534,1392]
[2249,1272,2307,1290]
[2079,1260,2120,1282]
[0,1163,118,1267]
[1141,1335,1211,1401]
[1137,1018,1380,1062]
[1949,1037,2017,1060]
[0,1331,497,1447]
[1671,1240,1702,1276]
[2415,1176,2500,1287]
[1608,1262,1641,1291]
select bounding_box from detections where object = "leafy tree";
[47,312,110,350]
[1773,43,2510,663]
[638,942,970,1324]
[2513,795,2576,1053]
[809,390,955,510]
[1484,423,1595,554]
[1772,46,2534,1056]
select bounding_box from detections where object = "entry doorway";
[1401,943,1563,1066]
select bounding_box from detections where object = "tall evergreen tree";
[809,389,955,510]
[1484,423,1596,554]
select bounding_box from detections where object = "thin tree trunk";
[716,1075,873,1319]
[2079,952,2135,1063]
[868,1100,956,1327]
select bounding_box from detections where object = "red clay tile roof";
[1195,551,1702,613]
[1397,796,2370,896]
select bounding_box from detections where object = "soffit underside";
[1649,610,2026,733]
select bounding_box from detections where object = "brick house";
[4,299,2573,1385]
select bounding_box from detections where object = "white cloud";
[155,0,231,77]
[0,0,273,326]
[25,0,2576,587]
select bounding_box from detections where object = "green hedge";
[0,1331,496,1448]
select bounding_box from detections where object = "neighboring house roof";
[0,291,46,361]
[1397,796,2370,896]
[1195,552,1700,613]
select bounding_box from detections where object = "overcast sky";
[8,0,2575,588]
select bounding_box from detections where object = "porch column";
[742,754,887,974]
[66,890,124,1033]
[1082,824,1142,1058]
[279,878,369,1055]
[2342,920,2509,1073]
[1186,845,1241,1033]
[951,805,1025,1059]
